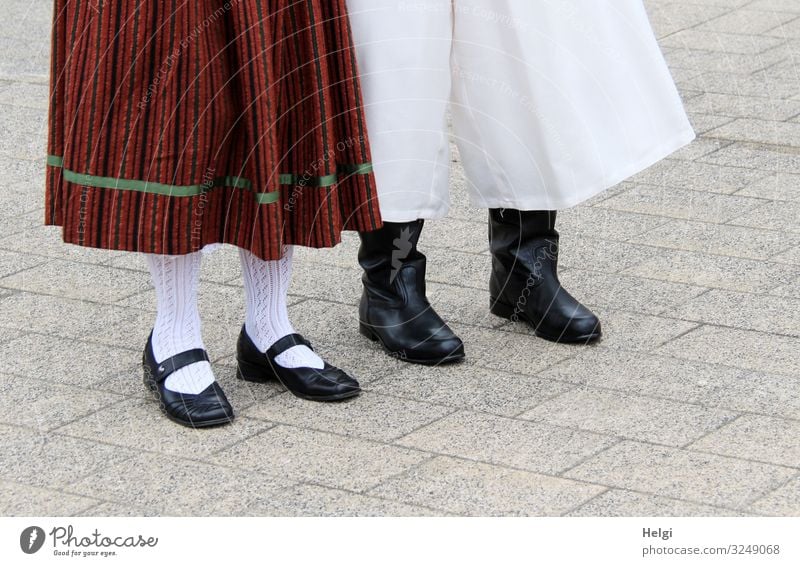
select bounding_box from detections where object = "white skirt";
[346,0,696,221]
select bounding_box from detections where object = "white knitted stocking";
[239,246,324,369]
[144,252,216,394]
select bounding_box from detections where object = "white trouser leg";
[450,0,694,210]
[346,0,454,221]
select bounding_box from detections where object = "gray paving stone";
[69,452,297,516]
[769,274,800,298]
[648,2,730,38]
[729,199,800,234]
[567,489,747,517]
[425,247,490,290]
[689,415,800,468]
[242,391,454,443]
[583,309,699,353]
[288,262,361,306]
[706,118,800,148]
[698,143,800,174]
[73,502,162,517]
[629,219,797,260]
[661,30,784,55]
[0,332,138,387]
[0,259,152,303]
[56,398,274,459]
[668,288,800,336]
[211,425,429,492]
[559,268,708,316]
[426,281,507,328]
[686,92,800,121]
[688,112,737,135]
[396,411,616,475]
[596,184,765,223]
[0,251,45,285]
[0,292,145,347]
[666,48,784,75]
[0,80,48,109]
[260,483,442,516]
[0,324,23,345]
[0,209,43,238]
[0,330,141,387]
[622,248,799,293]
[680,71,800,100]
[749,476,800,516]
[736,172,800,201]
[0,373,124,432]
[0,480,99,516]
[0,227,125,264]
[538,347,800,419]
[293,232,361,270]
[519,387,737,447]
[0,103,46,161]
[658,325,800,377]
[423,217,490,254]
[552,207,670,242]
[697,9,799,35]
[370,362,574,418]
[564,441,796,509]
[629,159,771,195]
[765,16,800,38]
[369,456,604,516]
[748,0,800,13]
[770,244,800,265]
[0,424,136,489]
[556,236,654,273]
[451,324,575,376]
[668,138,732,161]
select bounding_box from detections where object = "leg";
[238,245,322,368]
[143,252,234,427]
[346,0,454,221]
[358,220,464,364]
[145,251,215,394]
[236,246,361,401]
[487,209,602,343]
[347,0,464,362]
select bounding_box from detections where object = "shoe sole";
[142,364,235,428]
[489,298,602,344]
[236,359,361,402]
[359,323,466,366]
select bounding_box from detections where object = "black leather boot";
[489,209,602,343]
[358,220,465,364]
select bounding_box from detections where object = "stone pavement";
[1,0,799,517]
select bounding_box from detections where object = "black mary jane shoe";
[142,332,235,428]
[236,326,361,402]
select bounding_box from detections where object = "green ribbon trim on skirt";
[46,155,373,205]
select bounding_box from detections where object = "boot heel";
[489,297,517,320]
[359,322,379,342]
[237,358,274,383]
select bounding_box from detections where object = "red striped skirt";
[45,0,382,260]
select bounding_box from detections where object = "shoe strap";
[266,333,313,359]
[154,349,210,383]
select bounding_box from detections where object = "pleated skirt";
[45,0,382,260]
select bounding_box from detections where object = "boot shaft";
[358,220,427,288]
